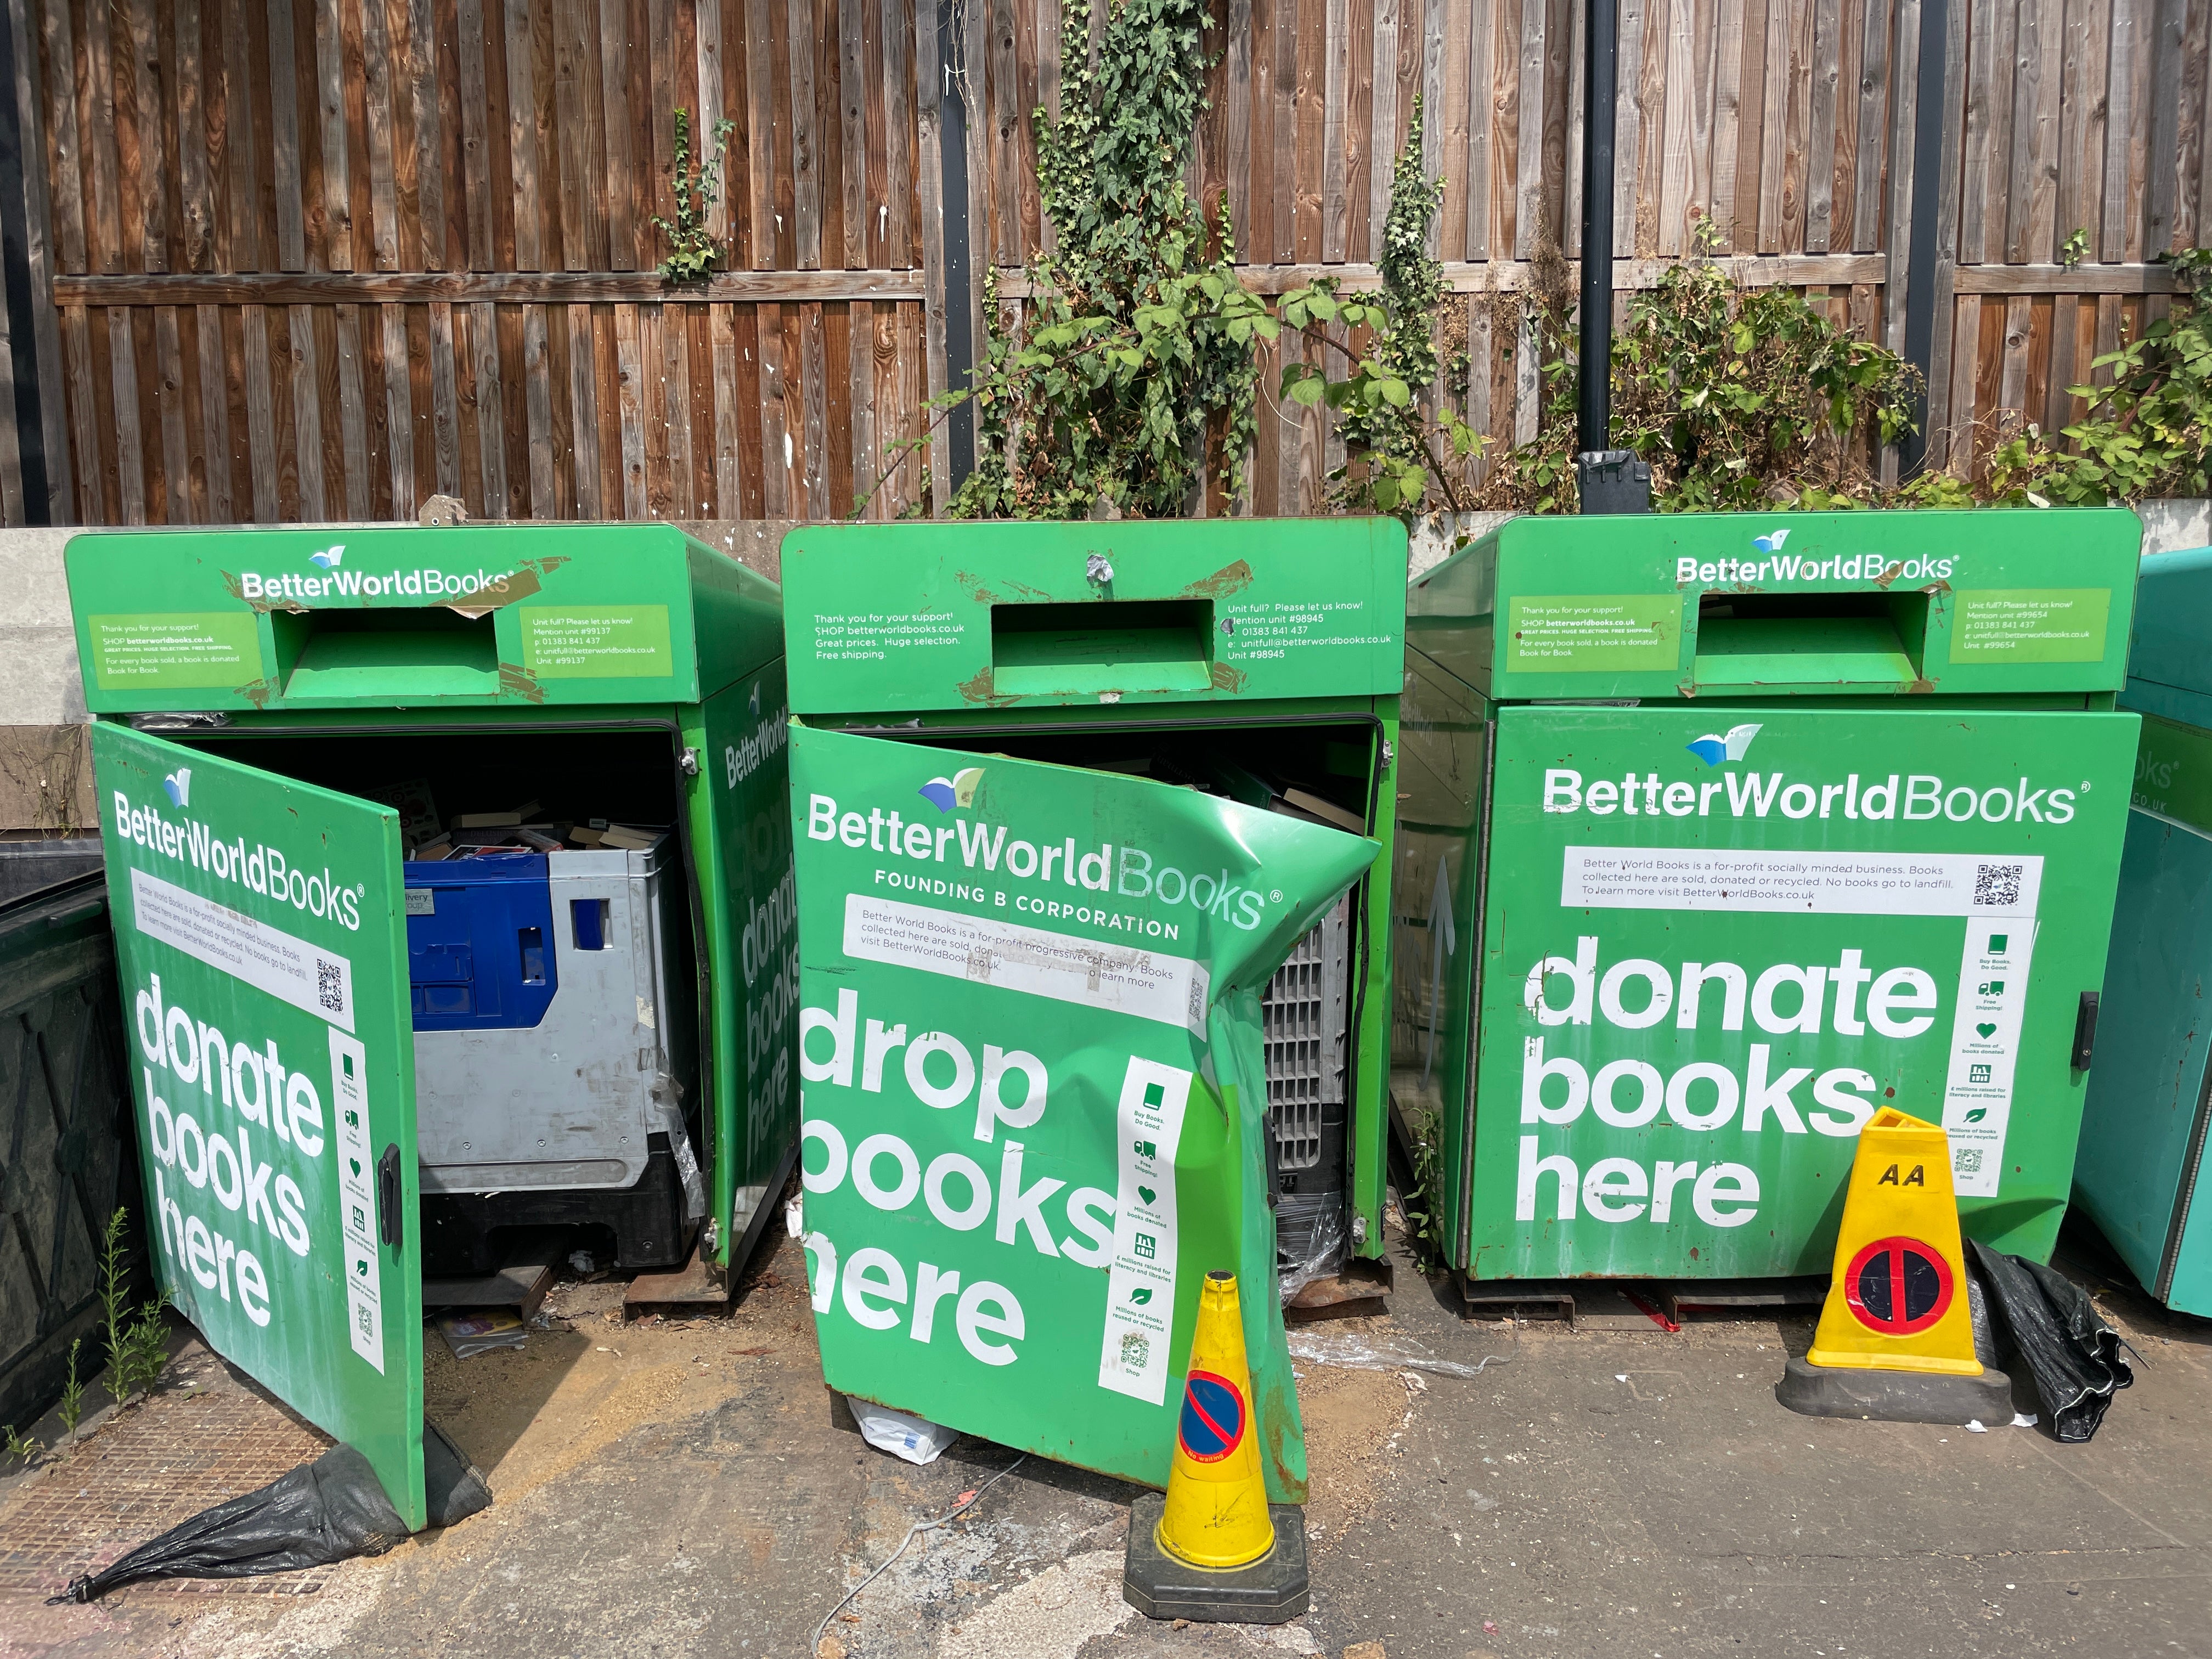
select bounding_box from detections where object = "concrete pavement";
[1,1220,2205,1659]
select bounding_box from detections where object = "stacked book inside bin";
[368,780,667,864]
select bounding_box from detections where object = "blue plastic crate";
[403,852,559,1030]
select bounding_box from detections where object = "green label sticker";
[88,612,261,689]
[1506,594,1680,673]
[2133,713,2212,836]
[519,605,674,679]
[1949,589,2111,664]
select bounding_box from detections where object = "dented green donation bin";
[1393,509,2141,1297]
[780,520,1403,1498]
[66,524,797,1526]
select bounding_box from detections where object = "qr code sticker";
[1955,1148,1984,1173]
[1973,863,2023,907]
[317,957,345,1012]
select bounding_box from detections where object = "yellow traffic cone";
[1779,1107,2012,1424]
[1156,1270,1274,1568]
[1123,1270,1310,1623]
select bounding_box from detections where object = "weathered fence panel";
[1,0,2202,526]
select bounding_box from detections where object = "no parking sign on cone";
[1780,1108,2016,1423]
[1124,1271,1310,1623]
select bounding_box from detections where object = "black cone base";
[1122,1493,1310,1624]
[1777,1355,2017,1424]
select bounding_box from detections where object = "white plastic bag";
[854,1403,956,1466]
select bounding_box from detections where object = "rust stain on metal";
[1873,561,1906,589]
[1178,560,1255,600]
[223,570,307,614]
[956,666,1021,707]
[1261,1376,1309,1504]
[1209,659,1248,693]
[1907,677,1937,694]
[235,676,280,708]
[498,662,547,703]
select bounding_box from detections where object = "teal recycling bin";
[2074,544,2212,1316]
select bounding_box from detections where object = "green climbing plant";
[863,0,1275,519]
[651,108,738,285]
[1277,97,1484,518]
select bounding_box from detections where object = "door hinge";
[680,746,702,777]
[1381,740,1395,770]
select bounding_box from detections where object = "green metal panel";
[62,524,786,714]
[1467,703,2135,1277]
[780,519,1408,713]
[92,723,426,1527]
[1437,507,2141,704]
[788,726,1378,1498]
[1407,509,2145,1282]
[695,663,800,1266]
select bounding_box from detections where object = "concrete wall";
[0,529,91,832]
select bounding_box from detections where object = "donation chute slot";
[1807,1108,1982,1376]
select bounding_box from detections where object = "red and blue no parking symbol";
[1177,1369,1247,1463]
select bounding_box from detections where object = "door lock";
[377,1145,404,1249]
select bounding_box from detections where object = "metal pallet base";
[1455,1273,1830,1325]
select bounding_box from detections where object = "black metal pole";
[1578,0,1616,460]
[1573,0,1650,512]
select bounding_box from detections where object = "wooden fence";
[0,0,2202,528]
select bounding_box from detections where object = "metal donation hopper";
[1394,509,2141,1302]
[780,519,1404,1500]
[67,524,797,1527]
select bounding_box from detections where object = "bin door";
[89,723,426,1529]
[788,726,1380,1499]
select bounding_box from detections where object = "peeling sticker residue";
[1209,659,1248,693]
[1178,559,1256,600]
[498,662,548,703]
[447,565,546,618]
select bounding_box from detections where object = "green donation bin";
[780,520,1403,1498]
[2073,543,2212,1316]
[1393,509,2141,1297]
[67,524,797,1527]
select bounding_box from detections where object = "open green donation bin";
[780,520,1403,1498]
[2073,543,2212,1317]
[1393,509,2142,1293]
[66,524,798,1527]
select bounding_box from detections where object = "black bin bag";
[54,1421,490,1602]
[1967,1239,2134,1443]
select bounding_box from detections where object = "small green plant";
[1395,1105,1452,1276]
[98,1207,170,1407]
[651,108,737,284]
[2061,227,2090,270]
[1476,232,1920,512]
[1277,97,1485,518]
[57,1338,85,1442]
[2,1423,40,1464]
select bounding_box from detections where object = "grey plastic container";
[412,834,698,1201]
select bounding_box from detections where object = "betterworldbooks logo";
[1675,526,1954,585]
[918,768,986,812]
[236,543,516,602]
[1685,723,1762,767]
